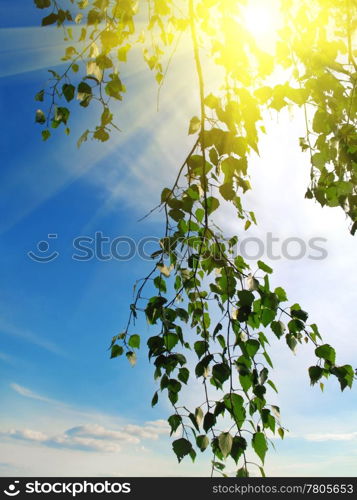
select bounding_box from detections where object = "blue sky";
[0,0,356,477]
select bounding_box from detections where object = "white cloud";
[1,428,120,453]
[0,319,65,356]
[47,435,121,453]
[0,419,170,454]
[304,432,357,442]
[66,424,140,444]
[8,429,48,442]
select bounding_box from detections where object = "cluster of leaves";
[279,0,357,232]
[110,135,354,475]
[34,0,188,145]
[33,0,356,476]
[33,0,357,230]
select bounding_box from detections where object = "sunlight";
[241,0,282,50]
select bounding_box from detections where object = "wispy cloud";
[10,383,63,406]
[0,351,15,365]
[0,319,65,356]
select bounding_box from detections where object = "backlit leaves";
[188,116,201,135]
[218,432,233,458]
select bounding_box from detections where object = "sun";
[241,0,282,51]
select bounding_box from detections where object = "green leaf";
[288,319,304,333]
[230,436,247,464]
[195,406,204,427]
[41,129,51,141]
[78,81,92,95]
[223,393,245,426]
[105,74,123,99]
[271,320,285,338]
[110,345,124,358]
[291,307,308,322]
[54,106,70,125]
[93,127,109,142]
[168,379,182,393]
[35,0,51,8]
[238,290,255,307]
[203,412,216,433]
[161,187,172,203]
[239,373,252,392]
[253,384,266,399]
[154,275,167,293]
[62,83,75,102]
[172,438,192,463]
[309,365,323,385]
[219,183,235,201]
[178,367,189,384]
[286,333,298,353]
[151,391,158,407]
[42,13,58,25]
[245,339,260,358]
[163,333,178,351]
[267,379,278,393]
[236,467,249,477]
[315,344,336,364]
[274,287,288,302]
[257,260,273,274]
[271,405,280,419]
[128,334,140,349]
[35,109,46,124]
[188,116,200,135]
[331,365,354,391]
[196,434,209,452]
[194,340,208,359]
[126,351,136,366]
[278,427,284,439]
[195,354,213,377]
[168,414,181,435]
[218,432,233,458]
[206,196,220,215]
[35,89,45,102]
[212,363,230,385]
[259,367,269,384]
[48,69,60,80]
[101,107,113,126]
[252,432,268,463]
[169,209,185,222]
[117,44,130,62]
[77,129,89,148]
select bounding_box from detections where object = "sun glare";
[242,0,282,50]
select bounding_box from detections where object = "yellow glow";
[241,0,282,50]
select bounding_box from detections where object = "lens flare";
[242,0,282,50]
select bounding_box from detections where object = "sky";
[0,0,356,478]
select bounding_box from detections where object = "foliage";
[33,0,356,476]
